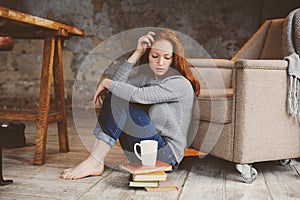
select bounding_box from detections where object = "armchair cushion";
[197,89,233,123]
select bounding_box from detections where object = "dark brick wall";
[0,0,299,110]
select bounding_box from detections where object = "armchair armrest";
[233,59,292,163]
[234,59,288,70]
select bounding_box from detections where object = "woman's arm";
[109,76,193,104]
[95,32,156,106]
[94,78,112,106]
[112,32,155,82]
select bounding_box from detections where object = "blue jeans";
[93,92,178,169]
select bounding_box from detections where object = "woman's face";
[148,39,173,79]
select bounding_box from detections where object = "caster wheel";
[280,159,291,166]
[241,167,257,184]
[236,164,258,184]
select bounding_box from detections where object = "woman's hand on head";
[94,78,112,107]
[127,31,156,64]
[136,31,156,54]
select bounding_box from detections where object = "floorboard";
[259,162,300,200]
[0,116,299,200]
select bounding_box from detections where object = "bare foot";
[61,155,104,180]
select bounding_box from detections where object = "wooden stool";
[0,6,85,165]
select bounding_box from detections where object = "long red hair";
[139,29,200,96]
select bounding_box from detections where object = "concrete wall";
[0,0,299,111]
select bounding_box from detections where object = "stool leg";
[53,38,69,153]
[0,144,13,186]
[34,36,55,165]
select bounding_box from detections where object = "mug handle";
[133,143,142,161]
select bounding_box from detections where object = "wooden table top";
[0,6,85,39]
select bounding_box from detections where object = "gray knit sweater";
[108,61,195,163]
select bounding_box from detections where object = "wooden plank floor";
[1,115,300,200]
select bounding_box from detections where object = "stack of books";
[121,160,178,192]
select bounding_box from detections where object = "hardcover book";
[132,171,167,182]
[145,177,178,192]
[128,175,159,188]
[121,160,172,174]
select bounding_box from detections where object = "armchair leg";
[0,145,13,186]
[235,163,258,184]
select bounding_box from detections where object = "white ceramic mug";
[133,140,158,166]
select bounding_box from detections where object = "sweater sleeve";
[111,61,135,82]
[108,76,190,104]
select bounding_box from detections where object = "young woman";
[61,29,200,180]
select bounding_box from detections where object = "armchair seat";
[189,59,236,162]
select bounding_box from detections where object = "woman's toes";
[61,168,72,175]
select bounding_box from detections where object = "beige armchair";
[189,18,300,183]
